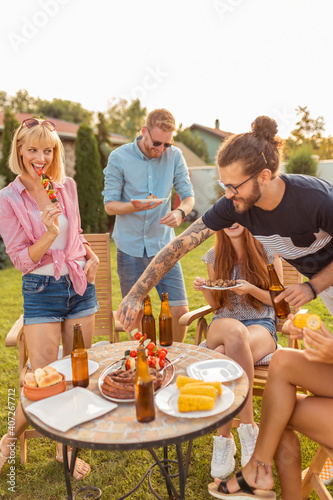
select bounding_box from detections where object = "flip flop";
[0,435,11,474]
[208,470,276,499]
[56,447,90,481]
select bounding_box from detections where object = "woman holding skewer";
[0,118,99,479]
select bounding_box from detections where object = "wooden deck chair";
[302,447,333,499]
[178,259,304,425]
[5,232,124,463]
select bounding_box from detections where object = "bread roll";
[43,366,57,376]
[24,372,37,387]
[35,368,47,386]
[38,372,62,388]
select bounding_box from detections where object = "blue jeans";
[22,274,99,325]
[116,248,188,306]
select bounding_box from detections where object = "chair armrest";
[179,305,214,327]
[5,315,24,347]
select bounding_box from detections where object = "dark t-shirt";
[202,174,333,278]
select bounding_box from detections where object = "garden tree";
[96,112,113,168]
[35,97,93,125]
[285,145,318,176]
[10,89,35,113]
[0,90,9,110]
[74,124,107,233]
[0,108,19,185]
[106,98,147,139]
[284,105,325,159]
[174,125,210,163]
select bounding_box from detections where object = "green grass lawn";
[0,224,331,499]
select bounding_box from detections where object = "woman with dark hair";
[0,118,99,479]
[194,224,282,480]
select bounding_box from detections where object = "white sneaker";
[210,435,236,479]
[237,423,259,467]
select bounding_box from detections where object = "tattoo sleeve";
[130,217,215,299]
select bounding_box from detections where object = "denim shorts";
[210,316,277,344]
[116,248,188,306]
[22,274,99,325]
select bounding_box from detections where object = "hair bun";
[251,116,278,141]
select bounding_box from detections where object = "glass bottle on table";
[159,292,173,346]
[267,263,290,319]
[142,295,156,343]
[135,346,155,423]
[71,323,89,388]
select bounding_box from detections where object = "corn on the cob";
[293,313,321,330]
[178,394,215,412]
[180,384,217,401]
[176,375,222,395]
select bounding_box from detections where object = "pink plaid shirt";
[0,176,89,295]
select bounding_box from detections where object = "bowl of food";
[23,366,66,401]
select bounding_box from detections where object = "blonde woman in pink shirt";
[0,118,99,480]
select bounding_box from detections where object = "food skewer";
[37,169,58,203]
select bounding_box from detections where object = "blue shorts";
[241,318,278,344]
[210,316,277,344]
[116,248,188,307]
[22,274,99,325]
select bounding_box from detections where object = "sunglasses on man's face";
[146,127,173,148]
[19,118,56,132]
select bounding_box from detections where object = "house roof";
[189,123,232,140]
[0,112,129,144]
[174,141,206,167]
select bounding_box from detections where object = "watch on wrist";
[176,208,186,219]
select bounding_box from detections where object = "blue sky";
[1,0,332,138]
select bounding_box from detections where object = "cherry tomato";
[158,348,168,359]
[130,350,137,358]
[147,342,156,351]
[134,332,143,341]
[148,350,155,357]
[148,356,157,367]
[158,359,165,369]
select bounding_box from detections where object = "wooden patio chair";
[178,259,304,416]
[5,232,124,463]
[302,446,333,499]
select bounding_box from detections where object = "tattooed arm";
[116,217,215,331]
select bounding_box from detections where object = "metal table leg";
[62,444,102,500]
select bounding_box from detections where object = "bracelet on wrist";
[176,208,186,219]
[304,281,317,299]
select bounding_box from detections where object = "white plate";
[98,358,175,403]
[133,198,167,203]
[187,359,243,383]
[25,387,117,432]
[155,383,234,419]
[49,359,99,382]
[202,283,243,291]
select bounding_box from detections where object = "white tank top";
[30,213,85,276]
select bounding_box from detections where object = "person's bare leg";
[170,305,188,342]
[274,429,302,500]
[213,348,333,493]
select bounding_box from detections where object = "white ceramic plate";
[202,283,243,291]
[155,383,234,419]
[49,359,99,382]
[98,358,175,403]
[187,359,243,383]
[133,198,167,203]
[25,387,117,432]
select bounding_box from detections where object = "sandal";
[0,435,10,474]
[208,470,276,499]
[56,446,90,481]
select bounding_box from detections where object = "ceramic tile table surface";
[21,341,249,500]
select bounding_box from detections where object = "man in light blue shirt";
[103,108,195,341]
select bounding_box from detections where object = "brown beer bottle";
[267,264,291,319]
[134,346,155,423]
[71,323,89,388]
[142,295,156,343]
[159,292,173,346]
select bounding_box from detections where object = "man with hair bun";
[103,108,195,342]
[117,114,333,328]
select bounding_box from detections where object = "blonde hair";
[145,108,176,132]
[9,120,66,183]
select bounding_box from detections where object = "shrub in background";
[285,145,318,176]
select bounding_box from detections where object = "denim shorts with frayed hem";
[116,248,188,307]
[22,274,99,325]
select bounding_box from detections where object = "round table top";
[21,341,249,451]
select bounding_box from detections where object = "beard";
[233,180,262,214]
